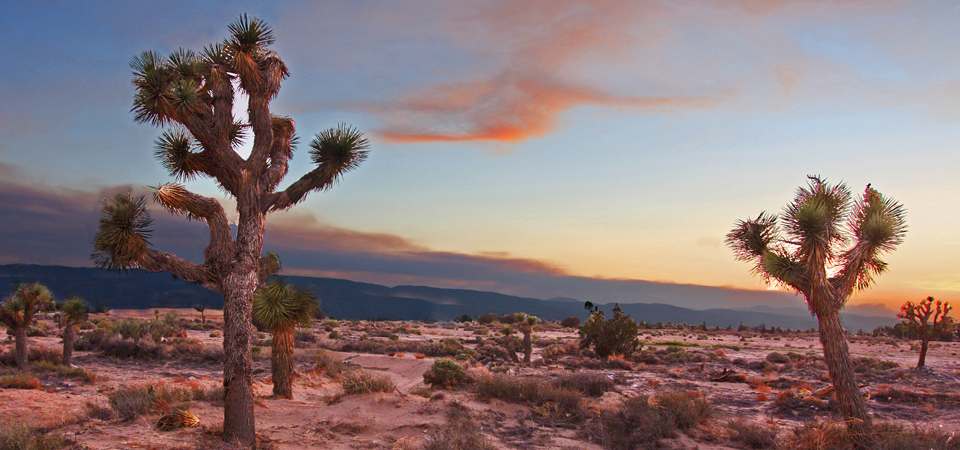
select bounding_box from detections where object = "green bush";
[560,316,582,328]
[423,359,465,389]
[765,352,790,364]
[476,313,497,325]
[578,304,641,358]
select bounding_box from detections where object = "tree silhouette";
[727,176,906,449]
[91,14,368,446]
[898,297,953,368]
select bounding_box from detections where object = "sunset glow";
[1,1,958,314]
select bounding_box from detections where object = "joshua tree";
[60,296,89,367]
[252,279,318,399]
[0,283,54,370]
[514,313,539,364]
[898,297,953,368]
[194,303,206,324]
[727,176,906,449]
[91,15,368,445]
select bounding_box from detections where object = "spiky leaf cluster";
[0,283,54,329]
[92,192,153,271]
[60,296,89,328]
[726,176,907,312]
[252,280,318,332]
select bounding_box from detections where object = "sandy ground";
[3,310,960,449]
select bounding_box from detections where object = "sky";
[1,0,958,314]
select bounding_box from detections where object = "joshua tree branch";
[263,166,338,212]
[154,184,234,263]
[141,249,217,288]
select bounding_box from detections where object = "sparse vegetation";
[341,369,396,394]
[578,304,641,359]
[423,359,466,389]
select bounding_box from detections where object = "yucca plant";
[59,296,89,366]
[727,176,907,449]
[193,303,205,324]
[253,280,318,399]
[0,283,54,370]
[90,14,367,445]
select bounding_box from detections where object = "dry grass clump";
[0,346,62,367]
[0,373,41,389]
[586,391,711,449]
[30,360,96,382]
[555,372,616,397]
[107,383,197,420]
[726,419,779,449]
[779,419,848,450]
[472,373,587,423]
[341,369,396,394]
[420,402,497,450]
[874,422,960,450]
[0,423,78,450]
[313,350,347,377]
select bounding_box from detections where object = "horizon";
[1,1,958,313]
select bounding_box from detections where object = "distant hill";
[0,264,896,331]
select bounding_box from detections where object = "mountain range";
[0,264,897,331]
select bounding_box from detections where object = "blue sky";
[1,0,958,312]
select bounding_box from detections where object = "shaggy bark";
[62,324,76,366]
[272,323,295,399]
[817,312,878,450]
[14,327,27,370]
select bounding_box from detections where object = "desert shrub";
[0,345,62,367]
[476,313,497,325]
[578,305,640,359]
[30,361,96,382]
[765,352,790,364]
[589,391,711,449]
[779,419,848,450]
[560,316,582,328]
[84,399,115,421]
[555,372,615,397]
[322,319,339,328]
[421,403,497,450]
[313,350,346,377]
[875,422,960,450]
[328,330,339,339]
[74,327,115,351]
[294,330,316,344]
[0,373,41,389]
[853,357,899,375]
[423,359,466,389]
[472,373,586,422]
[96,337,163,359]
[341,369,396,394]
[114,319,148,341]
[726,419,779,449]
[0,423,75,450]
[472,327,489,336]
[107,383,194,420]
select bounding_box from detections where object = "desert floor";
[2,309,959,449]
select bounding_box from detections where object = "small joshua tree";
[252,279,318,399]
[578,304,640,359]
[60,296,89,366]
[898,297,954,368]
[194,303,206,324]
[514,313,539,364]
[0,283,54,370]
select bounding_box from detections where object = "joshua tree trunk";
[14,327,27,371]
[62,324,76,366]
[918,338,930,368]
[272,323,295,399]
[522,330,532,364]
[221,210,263,446]
[817,312,878,450]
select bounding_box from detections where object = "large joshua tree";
[91,15,368,446]
[0,283,54,370]
[253,279,318,399]
[726,176,906,449]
